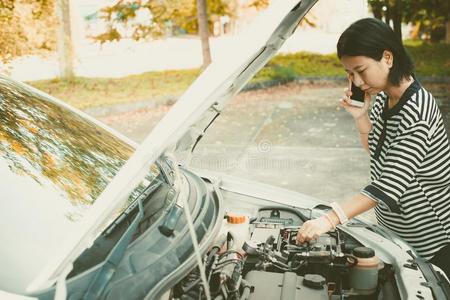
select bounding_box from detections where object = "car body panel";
[25,0,319,292]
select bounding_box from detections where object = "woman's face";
[340,51,393,95]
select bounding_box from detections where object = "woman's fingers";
[296,220,322,243]
[344,87,352,98]
[296,221,310,243]
[341,97,352,105]
[297,231,318,244]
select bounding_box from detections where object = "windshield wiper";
[103,180,161,236]
[83,198,144,299]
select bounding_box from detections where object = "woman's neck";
[385,76,414,109]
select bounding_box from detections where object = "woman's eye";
[357,69,366,74]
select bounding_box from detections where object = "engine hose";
[208,234,227,262]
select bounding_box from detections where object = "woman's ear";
[383,50,393,68]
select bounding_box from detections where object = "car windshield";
[0,76,161,293]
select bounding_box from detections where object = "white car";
[1,0,449,299]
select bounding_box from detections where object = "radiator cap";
[303,274,326,289]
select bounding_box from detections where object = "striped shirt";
[361,80,450,260]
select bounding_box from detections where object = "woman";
[296,18,450,277]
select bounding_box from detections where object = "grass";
[27,40,449,110]
[253,52,344,83]
[29,69,200,110]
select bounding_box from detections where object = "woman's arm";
[296,194,377,243]
[355,114,372,153]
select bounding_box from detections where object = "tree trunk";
[446,20,450,43]
[196,0,212,69]
[55,0,74,79]
[383,0,390,26]
[392,0,402,41]
[372,6,382,20]
[369,0,383,20]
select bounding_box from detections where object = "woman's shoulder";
[412,85,436,105]
[405,85,439,121]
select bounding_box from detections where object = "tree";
[55,0,75,79]
[197,0,212,68]
[0,0,57,63]
[402,0,450,43]
[367,0,402,40]
[368,0,450,42]
[93,0,234,67]
[0,0,75,78]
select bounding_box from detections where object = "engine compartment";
[172,206,400,300]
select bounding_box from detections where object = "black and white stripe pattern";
[361,80,450,260]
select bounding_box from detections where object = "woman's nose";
[352,74,365,87]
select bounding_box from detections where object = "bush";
[404,40,450,77]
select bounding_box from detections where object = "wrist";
[358,127,372,134]
[318,215,334,231]
[323,214,337,230]
[330,202,349,224]
[355,114,372,134]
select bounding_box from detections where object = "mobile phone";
[350,83,365,107]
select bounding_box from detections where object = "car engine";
[172,206,398,300]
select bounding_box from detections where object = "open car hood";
[28,0,318,293]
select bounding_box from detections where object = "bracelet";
[330,202,348,224]
[359,131,370,135]
[323,214,336,230]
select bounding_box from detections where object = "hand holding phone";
[349,83,365,107]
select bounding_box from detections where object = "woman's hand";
[296,216,334,244]
[339,80,371,120]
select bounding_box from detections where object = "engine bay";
[172,206,399,300]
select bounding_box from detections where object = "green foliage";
[404,40,450,76]
[402,0,449,42]
[253,52,344,83]
[93,0,233,43]
[247,0,269,10]
[368,0,449,42]
[0,0,56,62]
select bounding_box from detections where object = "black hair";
[337,18,414,86]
